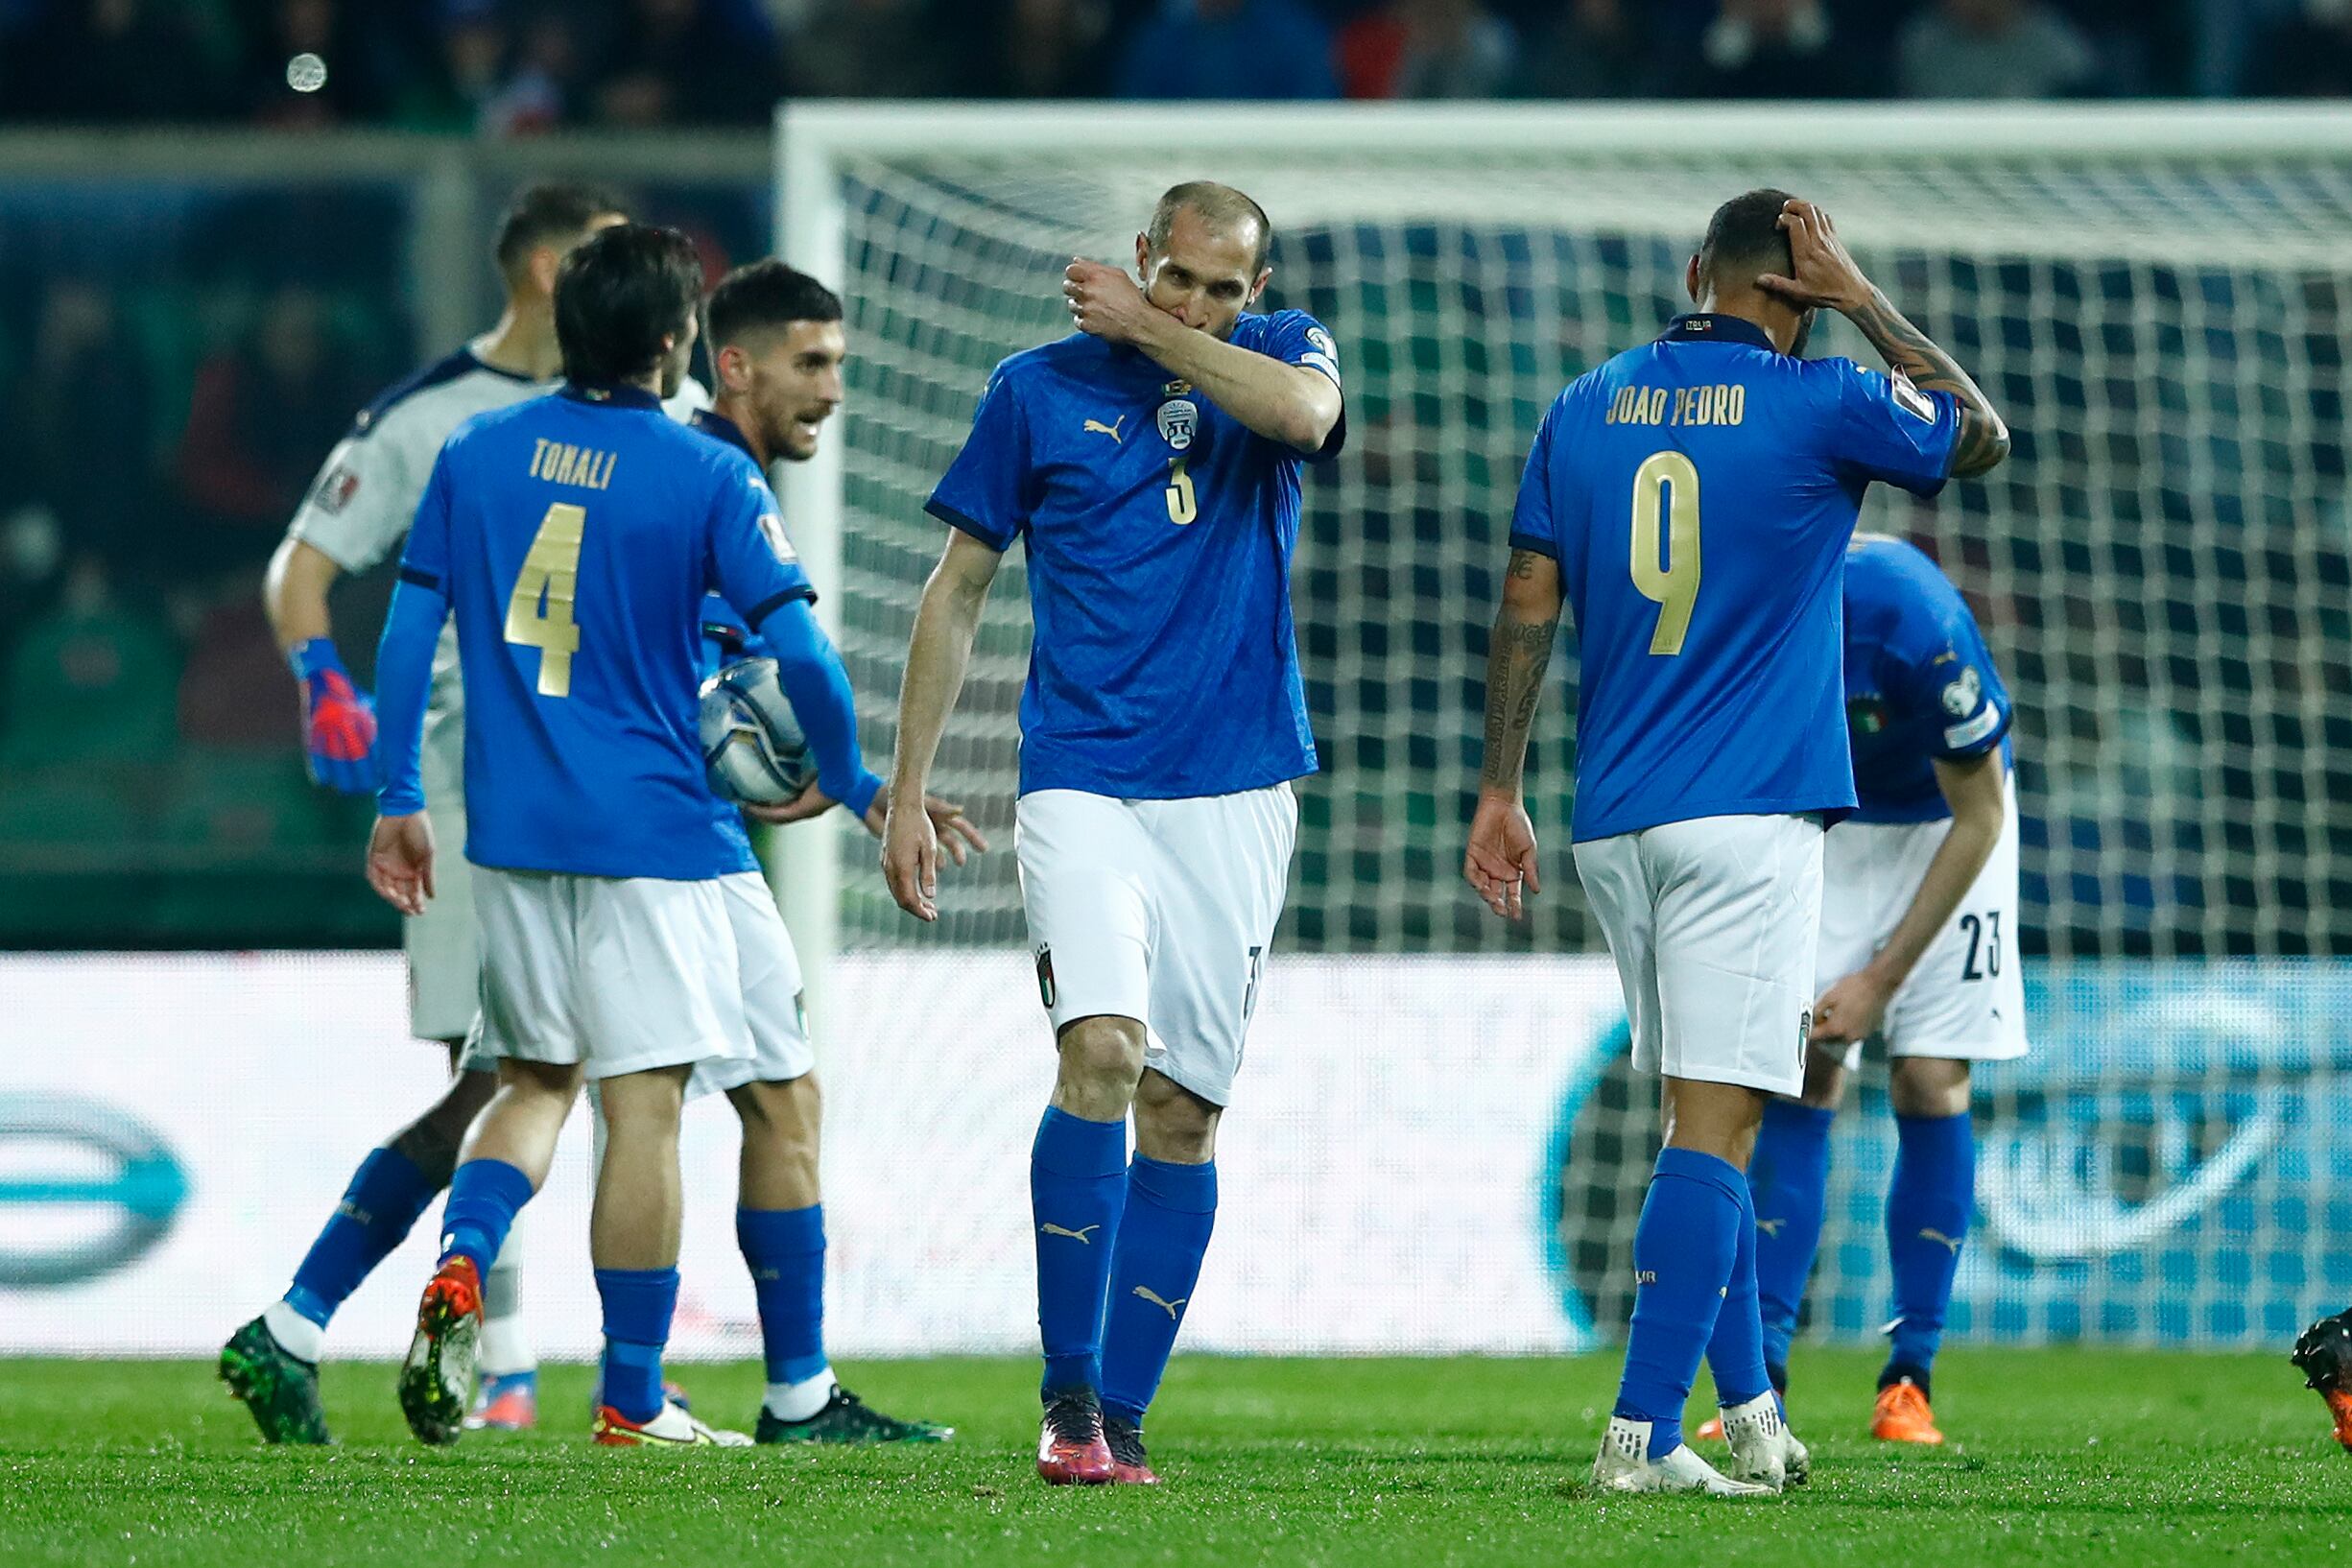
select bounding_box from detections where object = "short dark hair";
[1148,180,1272,275]
[1698,187,1797,293]
[705,259,843,352]
[554,224,702,386]
[494,182,626,277]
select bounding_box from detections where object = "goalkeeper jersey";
[1509,313,1963,843]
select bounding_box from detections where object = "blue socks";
[283,1147,440,1328]
[1883,1111,1975,1395]
[738,1204,827,1386]
[1031,1107,1128,1395]
[1614,1148,1746,1458]
[1748,1100,1836,1384]
[595,1267,679,1423]
[437,1157,535,1280]
[1101,1156,1218,1427]
[1703,1172,1772,1408]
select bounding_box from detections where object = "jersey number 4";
[506,501,584,698]
[1629,450,1700,655]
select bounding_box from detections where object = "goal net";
[775,104,2352,1352]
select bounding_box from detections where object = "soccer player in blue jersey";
[1730,533,2021,1449]
[1467,193,2009,1495]
[881,182,1343,1485]
[366,225,883,1448]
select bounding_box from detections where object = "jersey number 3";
[506,501,584,698]
[1629,450,1700,655]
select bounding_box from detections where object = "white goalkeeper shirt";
[284,341,711,769]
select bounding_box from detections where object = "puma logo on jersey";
[1040,1223,1101,1244]
[1132,1286,1186,1320]
[1918,1227,1964,1254]
[1083,416,1126,442]
[1757,1217,1786,1238]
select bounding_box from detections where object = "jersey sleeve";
[285,414,422,574]
[1898,617,2012,761]
[1253,309,1346,462]
[1823,360,1961,498]
[1506,402,1561,558]
[924,367,1032,551]
[706,461,819,628]
[374,453,458,816]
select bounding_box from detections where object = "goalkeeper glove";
[290,637,380,795]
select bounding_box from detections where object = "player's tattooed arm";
[1465,548,1561,920]
[1756,198,2011,479]
[884,530,1004,921]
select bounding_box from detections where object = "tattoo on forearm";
[1480,606,1558,792]
[1846,287,2010,475]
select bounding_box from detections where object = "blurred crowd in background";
[0,0,2348,127]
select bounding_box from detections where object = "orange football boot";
[2292,1313,2352,1453]
[1869,1378,1944,1445]
[1694,1414,1725,1441]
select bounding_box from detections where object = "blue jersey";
[926,310,1342,799]
[385,383,818,879]
[1509,314,1962,843]
[689,409,774,673]
[1843,535,2012,823]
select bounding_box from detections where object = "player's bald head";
[1697,187,1798,295]
[1148,181,1272,276]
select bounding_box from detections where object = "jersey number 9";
[506,501,584,698]
[1629,451,1700,656]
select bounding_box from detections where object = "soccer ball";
[698,657,812,806]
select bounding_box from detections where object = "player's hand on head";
[1063,259,1152,344]
[365,812,435,917]
[880,795,941,922]
[1810,966,1892,1047]
[1463,795,1541,921]
[1755,199,1872,317]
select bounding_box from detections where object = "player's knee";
[1133,1072,1219,1163]
[730,1075,821,1158]
[1055,1016,1147,1103]
[1889,1057,1970,1119]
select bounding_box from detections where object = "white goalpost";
[773,102,2352,1353]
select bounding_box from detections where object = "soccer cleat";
[1870,1377,1946,1445]
[219,1317,331,1445]
[1719,1391,1809,1487]
[1694,1414,1724,1441]
[2292,1312,2352,1453]
[397,1257,482,1447]
[755,1384,953,1445]
[592,1400,751,1448]
[1036,1387,1116,1485]
[465,1368,538,1432]
[1103,1414,1161,1485]
[1592,1416,1776,1497]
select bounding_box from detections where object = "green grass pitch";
[1,1350,2340,1567]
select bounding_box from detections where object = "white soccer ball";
[699,657,812,806]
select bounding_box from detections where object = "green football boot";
[219,1316,331,1444]
[754,1384,952,1445]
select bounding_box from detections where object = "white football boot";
[1719,1391,1810,1488]
[1592,1416,1777,1496]
[593,1399,752,1448]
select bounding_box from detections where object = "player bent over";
[884,183,1343,1485]
[224,183,633,1442]
[677,259,978,1442]
[1467,192,2008,1496]
[1693,535,2022,1450]
[367,225,853,1448]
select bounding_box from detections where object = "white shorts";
[687,872,814,1099]
[1817,776,2028,1070]
[471,866,757,1082]
[406,713,479,1044]
[1574,813,1826,1099]
[1014,783,1297,1108]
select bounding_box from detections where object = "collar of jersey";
[1660,313,1776,351]
[691,407,755,457]
[559,381,663,410]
